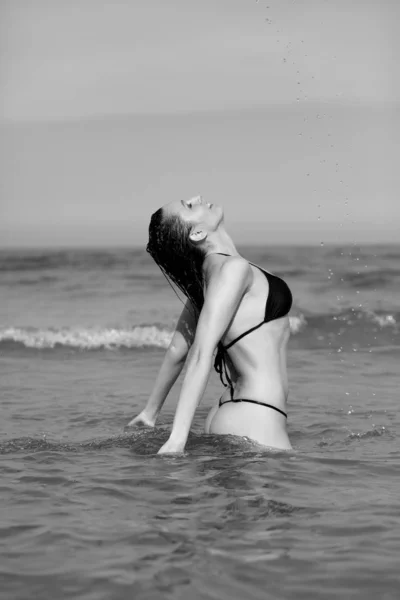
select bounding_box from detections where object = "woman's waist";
[227,358,288,391]
[220,376,288,405]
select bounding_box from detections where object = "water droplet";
[320,242,324,247]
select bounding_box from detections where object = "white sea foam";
[370,313,396,328]
[1,311,394,351]
[0,326,173,350]
[289,314,307,334]
[0,317,306,351]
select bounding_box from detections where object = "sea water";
[1,245,399,599]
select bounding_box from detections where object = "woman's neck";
[205,228,239,257]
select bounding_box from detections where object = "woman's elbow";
[168,341,188,364]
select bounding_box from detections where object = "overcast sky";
[0,0,398,247]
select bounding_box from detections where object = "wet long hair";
[146,208,206,317]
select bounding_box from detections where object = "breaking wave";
[0,310,398,352]
[0,325,173,350]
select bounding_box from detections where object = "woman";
[127,196,293,453]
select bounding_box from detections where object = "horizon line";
[1,241,399,252]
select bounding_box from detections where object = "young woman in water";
[127,196,293,454]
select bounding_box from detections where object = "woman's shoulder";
[204,253,252,289]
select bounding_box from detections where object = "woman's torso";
[204,254,291,414]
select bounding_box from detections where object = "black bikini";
[213,253,292,419]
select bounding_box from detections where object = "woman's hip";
[204,396,291,449]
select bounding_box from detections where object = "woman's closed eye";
[183,196,202,210]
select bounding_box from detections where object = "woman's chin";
[214,204,224,220]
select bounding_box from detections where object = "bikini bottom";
[218,397,287,419]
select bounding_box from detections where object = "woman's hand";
[157,437,185,455]
[125,410,156,429]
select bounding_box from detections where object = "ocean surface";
[1,245,399,599]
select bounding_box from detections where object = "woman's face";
[163,196,224,232]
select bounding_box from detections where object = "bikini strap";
[219,398,288,419]
[214,344,235,399]
[224,320,266,349]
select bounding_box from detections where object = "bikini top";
[212,253,292,398]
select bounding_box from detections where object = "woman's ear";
[189,228,207,244]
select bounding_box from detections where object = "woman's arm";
[158,256,251,454]
[126,300,197,427]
